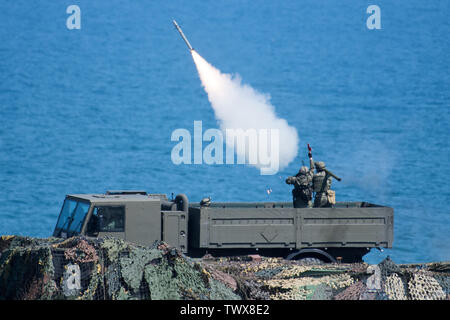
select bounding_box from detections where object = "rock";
[248,254,262,262]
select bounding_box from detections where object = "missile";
[172,20,194,51]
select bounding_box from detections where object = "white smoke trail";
[191,50,299,173]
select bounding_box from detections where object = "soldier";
[312,161,341,208]
[286,146,315,208]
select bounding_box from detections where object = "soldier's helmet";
[298,166,309,174]
[200,197,211,207]
[314,161,326,171]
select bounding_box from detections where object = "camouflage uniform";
[286,157,314,208]
[312,161,333,208]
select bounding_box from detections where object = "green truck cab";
[53,190,393,263]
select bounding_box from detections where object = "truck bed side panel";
[197,207,297,248]
[298,207,393,248]
[191,205,393,250]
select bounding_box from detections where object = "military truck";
[53,190,393,263]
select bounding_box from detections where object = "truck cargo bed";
[188,201,393,250]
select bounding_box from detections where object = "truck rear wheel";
[286,249,337,263]
[296,257,325,265]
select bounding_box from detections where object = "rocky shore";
[0,235,448,300]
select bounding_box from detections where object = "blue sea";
[0,1,449,264]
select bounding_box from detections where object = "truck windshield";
[54,199,90,236]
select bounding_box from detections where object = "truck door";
[162,211,188,253]
[85,205,126,240]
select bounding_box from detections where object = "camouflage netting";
[200,255,450,300]
[1,235,449,300]
[0,235,240,300]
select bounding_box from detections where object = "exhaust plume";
[191,50,299,174]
